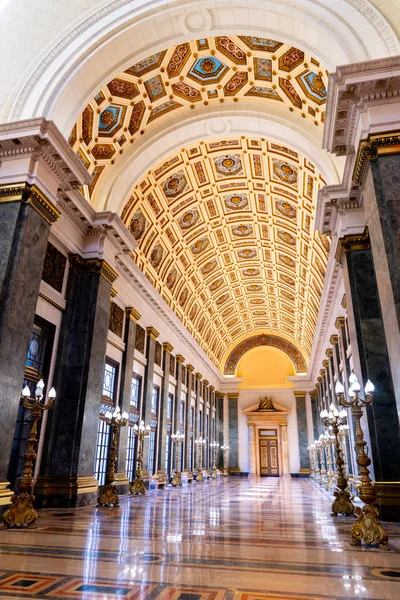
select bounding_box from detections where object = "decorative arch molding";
[224,334,308,375]
[9,0,398,129]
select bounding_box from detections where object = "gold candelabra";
[316,435,327,486]
[221,444,229,477]
[130,420,151,495]
[336,375,389,550]
[210,441,219,479]
[2,380,56,529]
[171,431,184,486]
[98,406,128,507]
[321,403,354,516]
[308,443,316,479]
[195,436,206,482]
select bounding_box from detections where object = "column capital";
[209,385,215,392]
[186,364,195,373]
[215,391,224,399]
[195,372,202,380]
[322,359,329,368]
[162,342,174,353]
[335,316,346,330]
[202,379,209,386]
[125,307,141,322]
[319,369,326,377]
[293,391,306,399]
[325,348,333,358]
[0,182,60,224]
[317,376,323,384]
[335,228,370,263]
[310,389,318,397]
[227,392,239,400]
[69,255,118,285]
[329,334,339,346]
[176,354,185,364]
[146,327,159,340]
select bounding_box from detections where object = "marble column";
[342,236,400,520]
[37,256,117,507]
[141,327,159,474]
[0,185,60,508]
[115,307,140,492]
[194,372,202,471]
[215,392,224,467]
[157,342,173,477]
[280,424,290,475]
[173,355,185,434]
[184,365,194,473]
[294,392,310,474]
[227,392,240,474]
[248,425,256,474]
[310,390,320,442]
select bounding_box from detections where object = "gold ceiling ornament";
[121,136,328,370]
[70,36,328,200]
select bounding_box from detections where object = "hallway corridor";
[0,478,399,599]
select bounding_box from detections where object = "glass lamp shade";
[328,411,333,419]
[22,385,30,398]
[333,407,339,417]
[339,409,347,419]
[133,424,138,431]
[349,372,357,385]
[352,380,361,393]
[48,387,56,399]
[335,381,345,394]
[105,410,113,420]
[146,425,151,431]
[365,379,375,394]
[122,411,129,420]
[329,403,335,412]
[320,409,328,418]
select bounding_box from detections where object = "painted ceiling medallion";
[149,243,164,269]
[214,154,243,178]
[178,208,200,230]
[191,237,209,254]
[166,268,178,289]
[201,260,217,275]
[209,278,224,292]
[243,268,260,277]
[250,299,265,305]
[216,293,229,306]
[98,104,126,136]
[277,230,297,246]
[188,56,228,84]
[275,199,297,219]
[179,287,188,306]
[239,36,283,52]
[238,248,257,259]
[253,310,267,315]
[162,170,189,199]
[247,284,263,292]
[296,70,327,104]
[272,160,298,186]
[232,223,253,237]
[224,193,248,210]
[278,254,295,268]
[129,210,147,240]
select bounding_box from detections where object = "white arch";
[94,103,343,214]
[8,0,399,133]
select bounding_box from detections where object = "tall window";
[94,360,118,485]
[148,385,159,475]
[126,374,141,481]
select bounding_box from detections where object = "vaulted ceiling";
[120,137,329,370]
[70,35,328,202]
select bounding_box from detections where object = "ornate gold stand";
[98,407,128,507]
[130,420,150,495]
[171,431,184,487]
[221,444,229,477]
[195,436,206,482]
[321,404,355,516]
[2,381,55,529]
[210,441,219,479]
[337,377,389,550]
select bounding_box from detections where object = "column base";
[0,482,13,508]
[228,467,249,477]
[35,475,99,508]
[374,482,400,522]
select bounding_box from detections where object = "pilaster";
[157,342,173,476]
[184,365,194,472]
[227,392,240,474]
[293,392,310,474]
[141,327,159,474]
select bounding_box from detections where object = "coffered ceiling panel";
[120,137,330,371]
[70,36,328,200]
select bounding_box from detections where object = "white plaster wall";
[237,389,300,474]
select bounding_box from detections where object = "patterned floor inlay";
[0,478,399,599]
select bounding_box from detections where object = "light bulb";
[335,381,344,394]
[365,379,375,394]
[112,409,119,419]
[37,379,45,390]
[22,385,30,398]
[48,387,56,399]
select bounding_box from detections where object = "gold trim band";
[0,182,60,224]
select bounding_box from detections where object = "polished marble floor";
[0,477,399,599]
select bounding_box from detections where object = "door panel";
[259,438,279,477]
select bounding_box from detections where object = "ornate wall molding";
[223,334,307,375]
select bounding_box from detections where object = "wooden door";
[259,437,279,476]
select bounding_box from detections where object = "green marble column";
[141,327,159,474]
[342,233,400,520]
[184,365,194,473]
[0,184,59,509]
[294,392,310,474]
[194,372,202,471]
[115,307,140,493]
[37,255,116,507]
[228,393,240,474]
[157,342,173,478]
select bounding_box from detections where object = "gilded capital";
[227,392,239,400]
[293,391,306,399]
[69,255,118,284]
[320,369,326,377]
[186,364,195,373]
[325,349,333,358]
[322,359,329,368]
[146,327,160,340]
[125,307,141,322]
[162,342,174,353]
[209,385,215,392]
[203,379,209,386]
[195,372,203,381]
[0,182,60,224]
[110,287,118,299]
[176,354,185,364]
[335,316,346,330]
[330,334,339,346]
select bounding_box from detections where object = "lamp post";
[210,441,219,479]
[171,431,184,487]
[323,430,336,490]
[317,434,328,486]
[312,440,321,482]
[2,380,56,529]
[320,403,354,516]
[336,375,389,550]
[221,444,229,477]
[308,443,316,479]
[98,406,128,507]
[195,436,206,482]
[130,420,150,495]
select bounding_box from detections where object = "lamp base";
[331,488,355,516]
[130,477,146,495]
[98,483,119,507]
[1,492,38,528]
[350,504,390,551]
[171,472,182,487]
[196,470,204,482]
